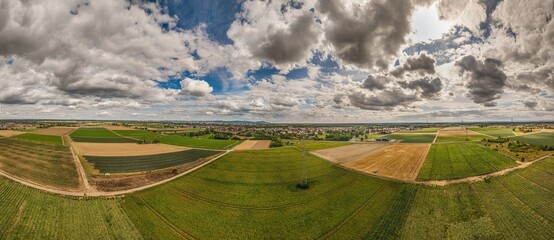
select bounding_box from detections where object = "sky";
[0,0,553,123]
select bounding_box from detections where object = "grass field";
[85,149,221,173]
[0,138,79,189]
[387,134,436,143]
[435,135,492,143]
[510,132,554,148]
[70,128,137,143]
[10,133,63,146]
[398,127,440,133]
[417,143,517,180]
[287,140,352,151]
[114,130,239,149]
[469,127,515,137]
[0,177,142,239]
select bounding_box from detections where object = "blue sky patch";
[156,0,241,44]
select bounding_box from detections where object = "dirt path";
[0,149,233,197]
[66,136,92,192]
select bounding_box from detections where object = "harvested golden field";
[0,130,25,137]
[233,140,271,150]
[251,140,270,149]
[32,127,76,136]
[72,142,188,156]
[344,144,430,181]
[103,125,135,130]
[311,143,387,164]
[438,129,482,136]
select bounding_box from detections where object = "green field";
[11,133,63,146]
[0,177,142,239]
[1,148,553,238]
[417,143,517,180]
[287,140,352,151]
[70,128,136,143]
[398,127,440,133]
[85,149,221,173]
[510,132,554,148]
[121,147,403,238]
[0,138,79,189]
[114,130,240,149]
[387,134,436,143]
[435,135,492,143]
[469,127,515,137]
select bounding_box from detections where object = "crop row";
[85,149,220,173]
[0,177,142,239]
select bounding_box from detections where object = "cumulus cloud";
[180,78,213,97]
[317,0,428,70]
[522,99,538,109]
[253,13,320,65]
[0,0,199,106]
[391,53,436,77]
[399,77,443,99]
[348,89,419,111]
[362,75,388,90]
[456,55,507,107]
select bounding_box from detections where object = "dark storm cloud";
[318,0,424,69]
[456,55,507,107]
[348,89,419,111]
[253,13,319,64]
[399,77,443,99]
[361,75,388,90]
[391,54,436,77]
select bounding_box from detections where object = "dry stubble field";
[0,130,24,137]
[343,144,431,181]
[233,140,271,150]
[72,142,188,156]
[311,143,388,164]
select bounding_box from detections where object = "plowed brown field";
[311,143,388,164]
[72,142,188,156]
[33,127,76,136]
[343,144,431,181]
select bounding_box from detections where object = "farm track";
[136,195,197,240]
[69,137,91,192]
[318,186,385,239]
[171,178,361,210]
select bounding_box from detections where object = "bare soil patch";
[344,144,431,181]
[73,142,188,156]
[32,127,76,136]
[0,130,25,137]
[439,129,482,137]
[311,143,388,164]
